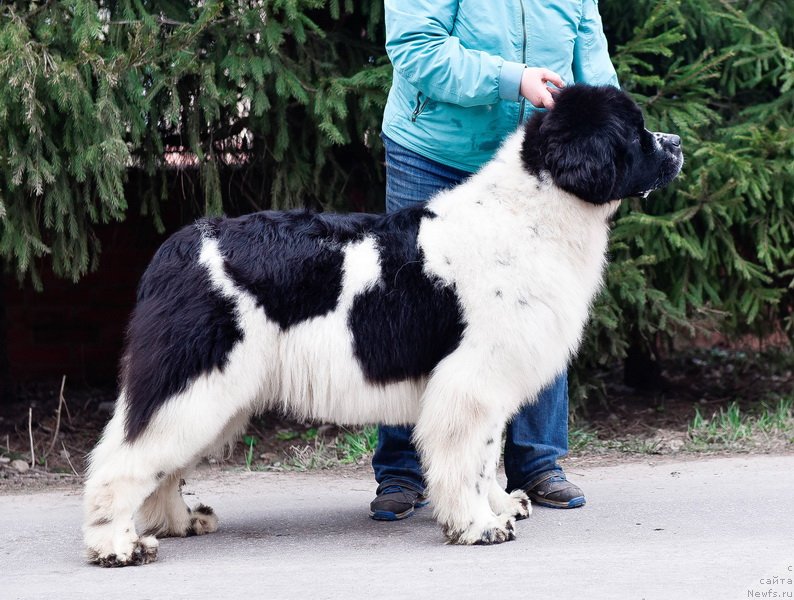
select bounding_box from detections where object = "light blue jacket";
[382,0,619,172]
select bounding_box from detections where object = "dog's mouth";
[630,147,684,200]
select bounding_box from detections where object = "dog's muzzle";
[654,132,682,153]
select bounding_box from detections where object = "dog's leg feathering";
[82,396,161,567]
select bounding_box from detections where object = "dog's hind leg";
[414,361,520,545]
[83,229,274,566]
[83,382,259,567]
[135,409,249,540]
[137,473,218,539]
[83,400,162,567]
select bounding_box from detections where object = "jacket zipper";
[411,92,430,122]
[518,0,528,124]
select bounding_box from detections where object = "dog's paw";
[488,488,531,521]
[187,504,218,536]
[506,489,531,521]
[88,535,159,568]
[443,514,517,545]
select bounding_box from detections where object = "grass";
[687,396,793,450]
[756,396,794,432]
[281,395,794,469]
[567,395,794,457]
[569,427,599,453]
[335,426,379,464]
[285,438,338,471]
[0,445,26,462]
[243,435,258,470]
[278,426,379,471]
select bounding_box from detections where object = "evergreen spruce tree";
[575,0,794,399]
[0,0,791,402]
[0,0,389,287]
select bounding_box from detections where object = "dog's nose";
[655,132,682,151]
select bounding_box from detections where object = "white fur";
[84,129,618,563]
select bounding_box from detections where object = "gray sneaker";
[524,471,586,509]
[369,485,429,521]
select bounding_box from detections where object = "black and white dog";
[84,85,683,566]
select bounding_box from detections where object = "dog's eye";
[639,131,655,154]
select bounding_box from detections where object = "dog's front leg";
[414,371,518,545]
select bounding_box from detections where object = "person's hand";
[520,68,565,109]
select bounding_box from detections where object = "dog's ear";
[542,128,617,204]
[522,85,634,204]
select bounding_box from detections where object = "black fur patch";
[193,504,215,516]
[122,205,466,438]
[348,207,466,383]
[214,206,465,383]
[123,223,243,442]
[217,211,366,330]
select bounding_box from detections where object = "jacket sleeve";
[385,0,526,106]
[572,0,619,86]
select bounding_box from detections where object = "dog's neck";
[473,129,622,223]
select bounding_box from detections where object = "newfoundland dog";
[84,84,683,566]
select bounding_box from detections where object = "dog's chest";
[419,188,613,352]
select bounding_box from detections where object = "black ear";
[521,85,636,205]
[542,129,617,204]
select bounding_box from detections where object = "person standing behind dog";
[369,0,619,520]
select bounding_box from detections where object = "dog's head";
[521,85,684,204]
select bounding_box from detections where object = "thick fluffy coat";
[83,85,683,565]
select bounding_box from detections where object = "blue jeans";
[372,135,570,494]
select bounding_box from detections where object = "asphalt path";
[1,455,793,600]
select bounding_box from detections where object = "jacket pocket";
[411,91,431,122]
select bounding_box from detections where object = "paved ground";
[1,455,793,600]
